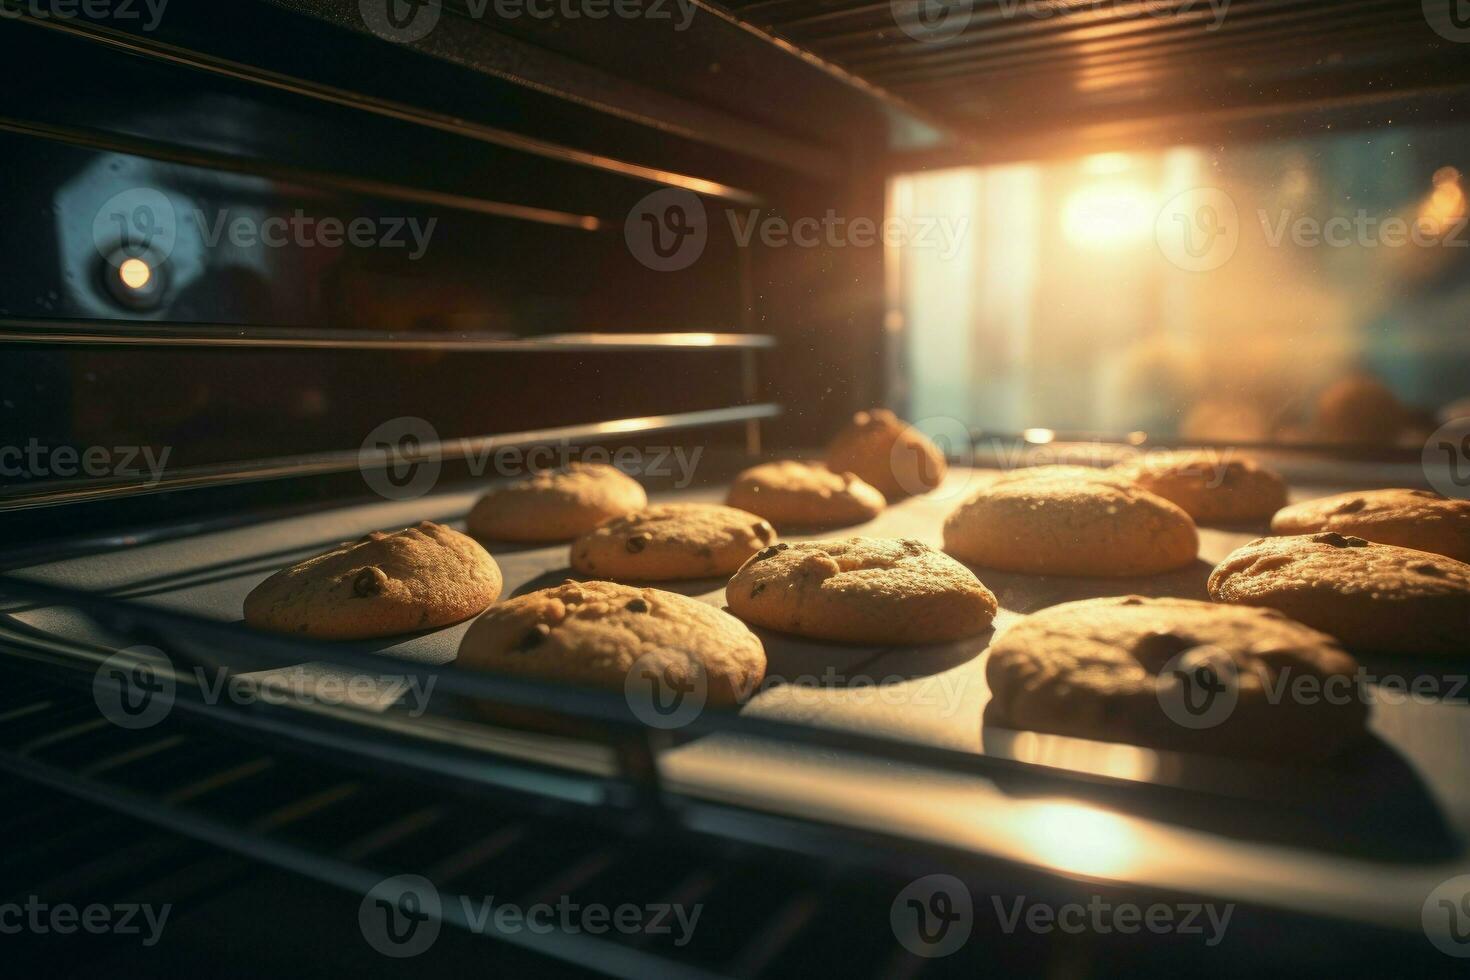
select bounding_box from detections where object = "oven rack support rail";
[0,400,780,512]
[0,572,1355,813]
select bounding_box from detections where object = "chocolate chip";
[626,535,649,553]
[753,543,789,562]
[1334,498,1367,514]
[1132,630,1194,667]
[352,567,385,597]
[1411,562,1446,576]
[749,583,766,598]
[1313,532,1369,548]
[626,597,650,613]
[514,623,551,652]
[696,545,714,559]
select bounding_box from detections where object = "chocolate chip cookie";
[825,409,947,500]
[457,580,766,707]
[943,477,1199,577]
[985,596,1368,758]
[726,460,885,530]
[571,503,776,580]
[1208,533,1470,656]
[244,521,502,640]
[1271,488,1470,564]
[1111,450,1288,524]
[467,463,647,542]
[726,537,997,645]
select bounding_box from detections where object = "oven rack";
[0,401,781,512]
[0,572,1381,813]
[0,0,793,207]
[0,572,1453,976]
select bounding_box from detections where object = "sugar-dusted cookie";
[984,596,1368,758]
[1111,450,1288,524]
[458,580,765,707]
[726,460,885,530]
[942,477,1198,577]
[466,463,646,542]
[825,409,947,500]
[726,537,996,645]
[1208,533,1470,656]
[571,503,776,580]
[1271,488,1470,564]
[244,521,502,640]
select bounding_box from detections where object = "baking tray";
[2,466,1467,933]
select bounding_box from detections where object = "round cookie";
[457,580,766,707]
[990,465,1130,486]
[726,460,885,530]
[984,596,1368,758]
[1207,533,1470,656]
[1270,488,1470,564]
[726,537,997,645]
[467,463,647,542]
[826,409,947,500]
[244,521,502,640]
[943,477,1198,577]
[571,503,776,581]
[1315,374,1406,445]
[1110,450,1288,524]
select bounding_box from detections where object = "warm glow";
[1082,152,1134,176]
[1418,166,1465,236]
[1020,802,1142,878]
[118,257,152,290]
[1062,182,1153,248]
[1022,427,1056,444]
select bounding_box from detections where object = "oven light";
[118,257,152,291]
[1023,428,1055,444]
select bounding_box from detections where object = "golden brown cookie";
[825,409,947,500]
[457,580,765,707]
[1270,489,1470,564]
[244,521,502,640]
[726,537,997,645]
[984,596,1368,758]
[1111,450,1288,524]
[943,477,1198,577]
[725,460,885,530]
[989,465,1130,486]
[1208,533,1470,656]
[1315,374,1407,445]
[467,463,647,542]
[571,503,776,581]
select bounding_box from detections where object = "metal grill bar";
[0,115,601,231]
[3,11,762,205]
[0,403,783,511]
[0,319,777,351]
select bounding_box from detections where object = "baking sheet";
[4,467,1469,929]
